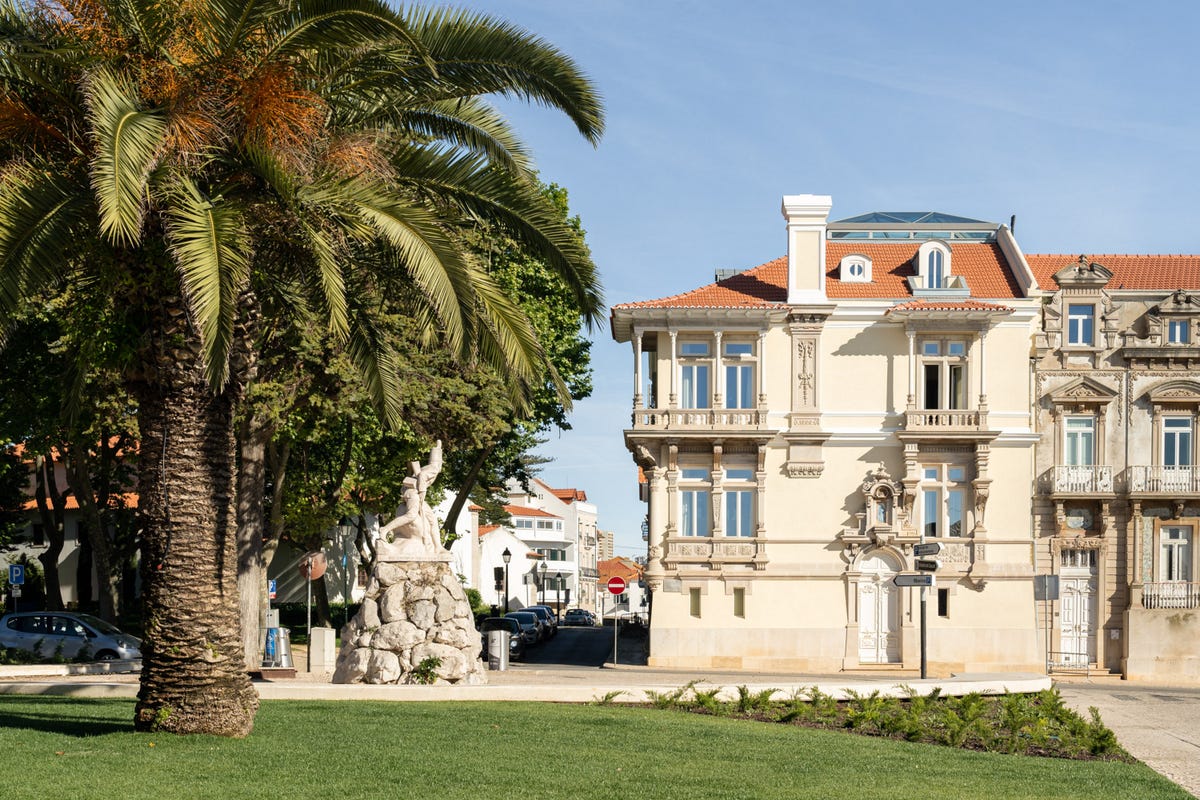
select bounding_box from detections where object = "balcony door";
[857,552,900,665]
[1062,416,1096,492]
[1162,417,1193,491]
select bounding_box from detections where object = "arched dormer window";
[839,254,872,283]
[917,241,952,289]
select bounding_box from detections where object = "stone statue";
[373,440,445,561]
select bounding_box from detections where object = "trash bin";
[487,629,510,671]
[262,627,294,669]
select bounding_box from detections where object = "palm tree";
[0,0,603,736]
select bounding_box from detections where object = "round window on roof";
[840,254,872,282]
[848,262,864,277]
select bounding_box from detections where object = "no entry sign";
[607,576,627,595]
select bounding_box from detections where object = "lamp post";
[554,572,563,618]
[539,561,548,605]
[501,548,511,614]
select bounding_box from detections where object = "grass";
[0,697,1190,800]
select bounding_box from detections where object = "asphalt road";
[520,626,621,668]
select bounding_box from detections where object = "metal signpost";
[1033,574,1060,672]
[899,540,941,679]
[607,576,627,665]
[8,564,24,612]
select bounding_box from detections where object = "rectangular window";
[1160,526,1193,582]
[1169,320,1190,344]
[725,364,754,409]
[1164,417,1193,467]
[921,465,969,538]
[689,588,701,618]
[725,491,754,537]
[1067,304,1094,346]
[680,364,710,409]
[1064,417,1095,466]
[937,589,949,618]
[733,587,745,618]
[681,490,710,537]
[724,342,753,356]
[920,339,968,410]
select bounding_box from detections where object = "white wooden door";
[1059,549,1097,666]
[858,554,900,664]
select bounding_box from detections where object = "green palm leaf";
[0,163,88,313]
[83,66,167,247]
[162,175,251,388]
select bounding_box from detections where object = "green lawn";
[0,698,1189,800]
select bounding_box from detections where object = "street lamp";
[501,548,512,614]
[539,561,548,605]
[554,572,563,618]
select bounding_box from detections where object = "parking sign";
[8,564,24,586]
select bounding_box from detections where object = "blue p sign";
[8,564,24,586]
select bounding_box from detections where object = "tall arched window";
[927,249,944,288]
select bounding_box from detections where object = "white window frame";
[919,465,969,538]
[1067,304,1095,346]
[722,341,756,410]
[839,254,872,283]
[917,241,951,289]
[1159,525,1193,582]
[1064,416,1096,466]
[679,467,711,537]
[1163,416,1193,468]
[1168,319,1191,344]
[679,340,712,410]
[919,338,968,410]
[723,467,755,538]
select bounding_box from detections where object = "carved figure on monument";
[372,440,447,561]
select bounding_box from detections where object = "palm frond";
[344,297,402,429]
[162,175,250,388]
[0,162,89,315]
[402,6,604,144]
[256,0,427,70]
[83,65,167,247]
[387,145,604,327]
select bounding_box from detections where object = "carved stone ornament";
[786,461,824,478]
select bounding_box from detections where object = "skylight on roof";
[828,211,999,241]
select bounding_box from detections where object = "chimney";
[781,194,833,304]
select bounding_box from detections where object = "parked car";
[0,611,142,661]
[523,605,558,638]
[563,609,597,627]
[504,611,541,645]
[479,617,525,661]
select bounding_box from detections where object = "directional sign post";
[915,558,942,573]
[913,542,942,558]
[893,573,936,588]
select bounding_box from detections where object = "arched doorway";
[858,550,901,665]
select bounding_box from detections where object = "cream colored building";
[614,197,1200,680]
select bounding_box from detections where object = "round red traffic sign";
[607,576,627,595]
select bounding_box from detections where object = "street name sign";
[894,573,935,588]
[915,558,941,572]
[607,576,627,595]
[913,542,942,557]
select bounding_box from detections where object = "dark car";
[504,611,541,645]
[523,605,557,638]
[479,617,525,661]
[563,608,597,627]
[0,611,141,661]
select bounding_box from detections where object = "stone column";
[713,330,724,410]
[907,328,916,409]
[633,330,643,409]
[757,330,768,407]
[668,330,678,408]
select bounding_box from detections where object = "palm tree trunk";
[236,412,271,670]
[131,302,258,737]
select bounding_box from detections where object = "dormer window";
[839,254,872,283]
[916,241,952,289]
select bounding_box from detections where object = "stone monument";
[333,441,486,685]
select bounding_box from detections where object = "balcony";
[1141,582,1200,610]
[663,536,766,568]
[631,407,770,432]
[1051,465,1114,495]
[903,408,983,431]
[1128,466,1200,495]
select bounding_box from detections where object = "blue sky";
[462,1,1200,558]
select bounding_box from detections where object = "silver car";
[0,611,142,661]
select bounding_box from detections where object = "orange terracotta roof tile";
[1027,254,1200,290]
[614,242,1024,311]
[504,504,560,519]
[22,492,138,512]
[887,300,1013,313]
[612,257,787,310]
[598,557,642,582]
[826,242,1022,299]
[478,524,499,537]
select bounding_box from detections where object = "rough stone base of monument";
[332,558,486,685]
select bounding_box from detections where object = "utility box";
[487,629,510,671]
[309,626,337,672]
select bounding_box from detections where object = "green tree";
[0,0,602,736]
